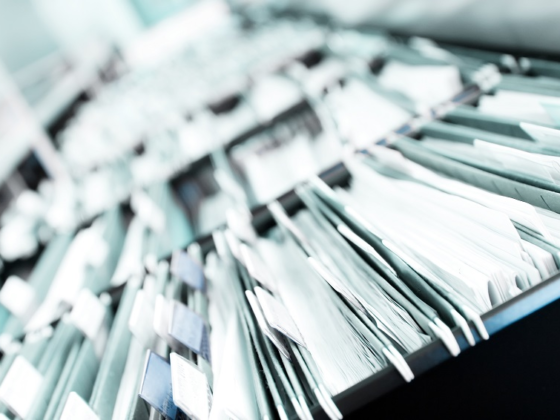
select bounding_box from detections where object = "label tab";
[239,244,276,292]
[0,356,43,419]
[0,276,38,323]
[153,294,172,343]
[171,251,206,292]
[168,302,211,362]
[131,190,166,233]
[245,291,289,358]
[70,289,106,342]
[170,353,212,420]
[139,352,179,419]
[255,287,305,347]
[60,392,100,420]
[129,289,156,349]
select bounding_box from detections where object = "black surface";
[347,296,560,419]
[17,150,48,190]
[46,90,90,140]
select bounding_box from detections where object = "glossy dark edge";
[192,160,350,257]
[251,161,351,235]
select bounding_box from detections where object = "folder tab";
[169,301,211,362]
[60,392,99,420]
[70,289,107,343]
[139,352,179,420]
[129,289,156,349]
[0,355,43,419]
[171,251,206,292]
[170,353,212,420]
[0,276,38,324]
[254,286,306,347]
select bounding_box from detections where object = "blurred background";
[3,0,560,75]
[1,0,560,264]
